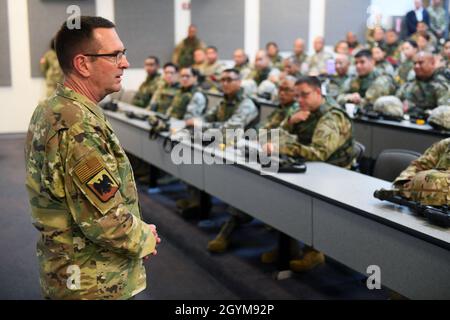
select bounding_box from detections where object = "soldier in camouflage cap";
[40,38,64,98]
[338,49,396,110]
[393,138,450,206]
[131,56,161,108]
[373,96,404,120]
[428,106,450,130]
[25,16,160,300]
[262,76,355,272]
[397,51,450,117]
[148,62,180,114]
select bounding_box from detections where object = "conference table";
[206,92,450,159]
[104,102,450,300]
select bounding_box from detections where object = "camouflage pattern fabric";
[131,73,161,108]
[259,101,299,130]
[24,84,156,300]
[394,60,416,86]
[149,81,180,114]
[172,37,205,68]
[166,86,206,120]
[40,49,64,98]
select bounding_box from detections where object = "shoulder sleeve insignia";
[86,169,119,202]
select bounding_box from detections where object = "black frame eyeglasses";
[84,49,127,65]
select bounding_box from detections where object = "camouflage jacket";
[131,73,161,108]
[291,53,308,66]
[428,5,447,35]
[40,49,64,97]
[338,70,396,108]
[259,101,299,130]
[307,50,334,76]
[202,89,258,130]
[24,85,156,300]
[394,138,450,187]
[166,85,206,120]
[270,55,284,70]
[201,61,225,91]
[375,60,395,77]
[394,60,415,86]
[396,71,450,114]
[234,62,252,80]
[279,98,354,167]
[327,73,352,99]
[385,42,401,64]
[247,67,273,86]
[172,37,205,68]
[149,81,180,114]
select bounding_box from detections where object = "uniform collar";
[56,84,112,130]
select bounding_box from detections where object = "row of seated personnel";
[123,69,450,274]
[128,49,450,132]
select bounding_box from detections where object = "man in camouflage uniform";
[233,48,252,80]
[131,56,161,108]
[367,27,386,51]
[263,76,355,271]
[326,54,353,100]
[291,38,309,69]
[395,40,418,86]
[40,38,64,98]
[346,32,364,55]
[201,46,225,92]
[307,36,334,76]
[442,40,450,68]
[428,0,447,40]
[338,49,396,110]
[25,17,160,300]
[166,67,206,120]
[384,30,401,65]
[410,22,439,51]
[184,69,259,252]
[246,50,280,95]
[393,138,450,202]
[397,51,450,117]
[372,46,395,77]
[148,62,179,114]
[266,42,284,70]
[259,77,299,130]
[172,25,205,68]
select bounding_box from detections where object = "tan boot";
[289,249,325,273]
[207,217,237,253]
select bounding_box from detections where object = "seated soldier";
[410,22,438,53]
[393,138,450,205]
[291,38,309,68]
[307,36,334,76]
[132,56,161,108]
[148,62,180,114]
[384,29,401,66]
[192,48,207,73]
[346,31,364,55]
[416,33,435,54]
[262,76,355,271]
[246,50,280,86]
[326,53,353,100]
[367,26,386,50]
[337,49,396,111]
[397,51,450,117]
[394,40,418,86]
[233,48,252,80]
[166,67,206,120]
[281,57,303,80]
[178,69,259,221]
[172,24,205,68]
[201,46,225,92]
[259,77,299,130]
[372,46,395,77]
[266,41,284,70]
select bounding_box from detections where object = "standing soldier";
[25,16,160,300]
[172,25,205,68]
[427,0,447,41]
[40,38,64,98]
[131,56,161,108]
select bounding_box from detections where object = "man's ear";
[72,54,91,78]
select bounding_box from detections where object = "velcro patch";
[86,168,119,203]
[74,157,104,184]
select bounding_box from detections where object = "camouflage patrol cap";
[428,106,450,130]
[400,169,450,206]
[374,96,404,119]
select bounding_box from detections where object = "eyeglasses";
[296,91,313,98]
[279,87,294,93]
[220,77,238,83]
[84,49,127,65]
[180,74,193,79]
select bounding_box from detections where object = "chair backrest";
[350,141,366,171]
[373,149,421,182]
[120,90,137,104]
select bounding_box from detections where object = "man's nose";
[120,56,130,69]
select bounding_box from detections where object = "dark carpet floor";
[0,134,389,300]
